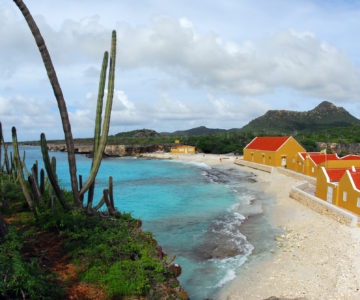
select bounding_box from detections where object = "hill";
[241,101,360,134]
[164,126,227,136]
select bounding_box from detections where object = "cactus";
[0,122,2,172]
[80,31,116,198]
[13,0,80,207]
[51,156,56,174]
[33,162,38,185]
[12,127,37,217]
[79,175,84,203]
[40,168,45,195]
[40,133,68,210]
[103,189,115,215]
[22,150,30,178]
[109,176,114,211]
[87,51,109,208]
[31,165,44,206]
[2,142,10,174]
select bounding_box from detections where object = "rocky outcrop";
[316,142,360,155]
[46,143,166,157]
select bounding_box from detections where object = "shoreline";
[142,152,360,300]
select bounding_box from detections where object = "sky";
[1,0,360,141]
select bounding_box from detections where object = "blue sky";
[1,0,360,141]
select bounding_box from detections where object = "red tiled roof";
[325,167,360,182]
[310,154,339,165]
[245,136,290,151]
[340,155,360,161]
[298,152,339,165]
[349,172,360,190]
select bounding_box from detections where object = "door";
[281,156,286,166]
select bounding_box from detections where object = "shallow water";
[21,146,279,299]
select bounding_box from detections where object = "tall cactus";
[87,51,109,208]
[40,133,69,210]
[3,143,10,174]
[40,168,45,195]
[12,127,37,217]
[13,0,80,207]
[0,122,2,172]
[80,31,116,197]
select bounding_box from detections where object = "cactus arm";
[22,150,30,178]
[109,176,114,211]
[12,127,37,217]
[40,133,69,210]
[80,31,116,196]
[0,122,2,172]
[87,51,109,207]
[31,165,44,206]
[13,0,80,207]
[2,142,10,174]
[40,168,45,195]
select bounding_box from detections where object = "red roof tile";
[340,155,360,161]
[310,154,339,165]
[349,172,360,190]
[245,136,290,151]
[324,167,360,182]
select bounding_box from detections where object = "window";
[292,158,295,163]
[357,198,360,208]
[343,191,347,202]
[312,167,314,173]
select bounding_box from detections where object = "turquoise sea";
[22,146,279,299]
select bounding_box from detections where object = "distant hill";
[114,129,160,138]
[240,101,360,134]
[164,126,227,136]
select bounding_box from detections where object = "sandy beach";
[142,152,360,300]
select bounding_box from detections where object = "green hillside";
[240,101,360,134]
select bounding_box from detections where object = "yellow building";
[337,170,360,215]
[243,136,305,167]
[287,152,340,178]
[170,145,196,154]
[315,167,343,204]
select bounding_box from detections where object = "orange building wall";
[315,167,338,204]
[337,172,360,215]
[171,145,196,154]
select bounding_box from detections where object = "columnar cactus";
[40,133,68,210]
[80,31,116,198]
[12,127,37,217]
[87,51,109,208]
[40,168,45,195]
[13,0,80,207]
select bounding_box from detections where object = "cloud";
[0,95,60,141]
[2,6,360,102]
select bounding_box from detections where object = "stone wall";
[234,159,273,173]
[290,182,358,227]
[277,167,317,185]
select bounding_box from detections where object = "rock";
[168,264,182,277]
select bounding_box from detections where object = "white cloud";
[2,6,360,102]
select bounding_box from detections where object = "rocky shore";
[46,143,166,157]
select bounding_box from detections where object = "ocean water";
[20,146,279,299]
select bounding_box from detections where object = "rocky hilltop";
[241,101,360,134]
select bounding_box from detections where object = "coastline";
[142,152,360,299]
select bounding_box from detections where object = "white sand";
[142,153,360,299]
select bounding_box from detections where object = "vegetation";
[0,172,185,299]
